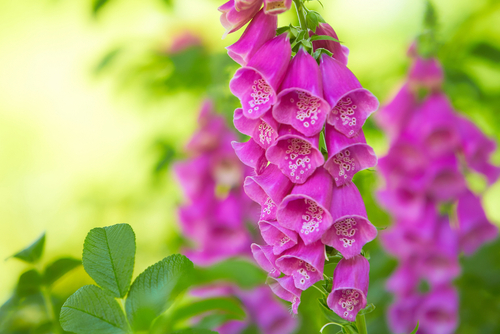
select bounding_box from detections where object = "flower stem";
[356,313,368,334]
[311,283,327,296]
[41,286,61,334]
[293,0,308,31]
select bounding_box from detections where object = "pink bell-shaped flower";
[267,275,301,314]
[219,0,262,38]
[233,108,279,149]
[258,220,299,255]
[251,243,281,278]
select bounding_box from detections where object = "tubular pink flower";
[322,182,377,259]
[324,125,377,186]
[227,9,277,66]
[457,190,498,255]
[244,164,294,221]
[415,287,458,334]
[235,0,262,11]
[277,168,334,245]
[387,295,421,334]
[231,140,268,174]
[263,0,292,14]
[327,255,369,321]
[408,56,444,90]
[233,108,279,149]
[374,83,417,142]
[311,23,349,66]
[273,48,331,136]
[425,154,466,202]
[275,239,325,290]
[320,54,379,138]
[376,185,427,220]
[258,220,298,255]
[457,116,500,185]
[267,275,301,314]
[251,243,281,278]
[218,0,262,38]
[266,125,325,184]
[230,34,292,119]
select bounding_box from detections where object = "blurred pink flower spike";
[263,0,292,14]
[231,140,268,174]
[275,239,325,290]
[457,190,498,255]
[425,154,466,202]
[235,0,262,11]
[266,125,325,184]
[322,182,377,259]
[277,168,334,245]
[230,34,292,119]
[327,255,369,321]
[457,116,500,185]
[173,156,213,202]
[418,217,461,286]
[273,48,330,136]
[258,220,298,255]
[408,56,444,90]
[233,108,279,149]
[219,0,262,38]
[320,54,379,138]
[374,84,416,142]
[312,23,349,66]
[324,125,377,187]
[387,295,421,334]
[251,244,281,278]
[268,275,302,314]
[416,286,458,334]
[385,260,419,297]
[227,9,278,66]
[167,31,203,54]
[244,164,294,221]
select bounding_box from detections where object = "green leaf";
[318,299,350,326]
[162,0,173,9]
[192,259,265,289]
[12,233,45,264]
[470,43,500,64]
[94,47,122,75]
[92,0,111,15]
[82,223,136,298]
[306,11,320,32]
[43,257,81,286]
[358,303,375,315]
[276,26,290,36]
[125,254,194,331]
[172,329,218,334]
[60,285,130,334]
[16,270,42,298]
[310,35,340,43]
[410,321,419,334]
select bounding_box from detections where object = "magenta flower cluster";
[174,100,297,334]
[220,1,379,320]
[376,49,500,334]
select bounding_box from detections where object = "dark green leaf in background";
[60,285,130,334]
[82,223,136,298]
[92,0,111,15]
[16,270,42,298]
[125,254,194,331]
[12,233,45,264]
[172,329,218,334]
[192,259,266,289]
[470,42,500,64]
[43,257,82,286]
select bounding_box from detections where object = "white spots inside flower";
[295,91,321,128]
[260,197,276,219]
[333,96,357,127]
[338,289,361,320]
[334,218,357,248]
[285,138,313,180]
[249,79,272,113]
[332,149,356,181]
[297,262,316,285]
[279,236,291,246]
[300,199,324,235]
[258,121,275,146]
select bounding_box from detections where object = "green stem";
[293,0,308,31]
[355,313,368,334]
[41,286,61,334]
[311,284,327,296]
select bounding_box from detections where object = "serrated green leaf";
[12,233,45,264]
[43,257,81,286]
[60,285,130,334]
[306,11,320,32]
[16,270,42,298]
[310,35,340,43]
[125,254,194,331]
[172,329,218,334]
[358,303,375,315]
[83,224,135,298]
[410,321,419,334]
